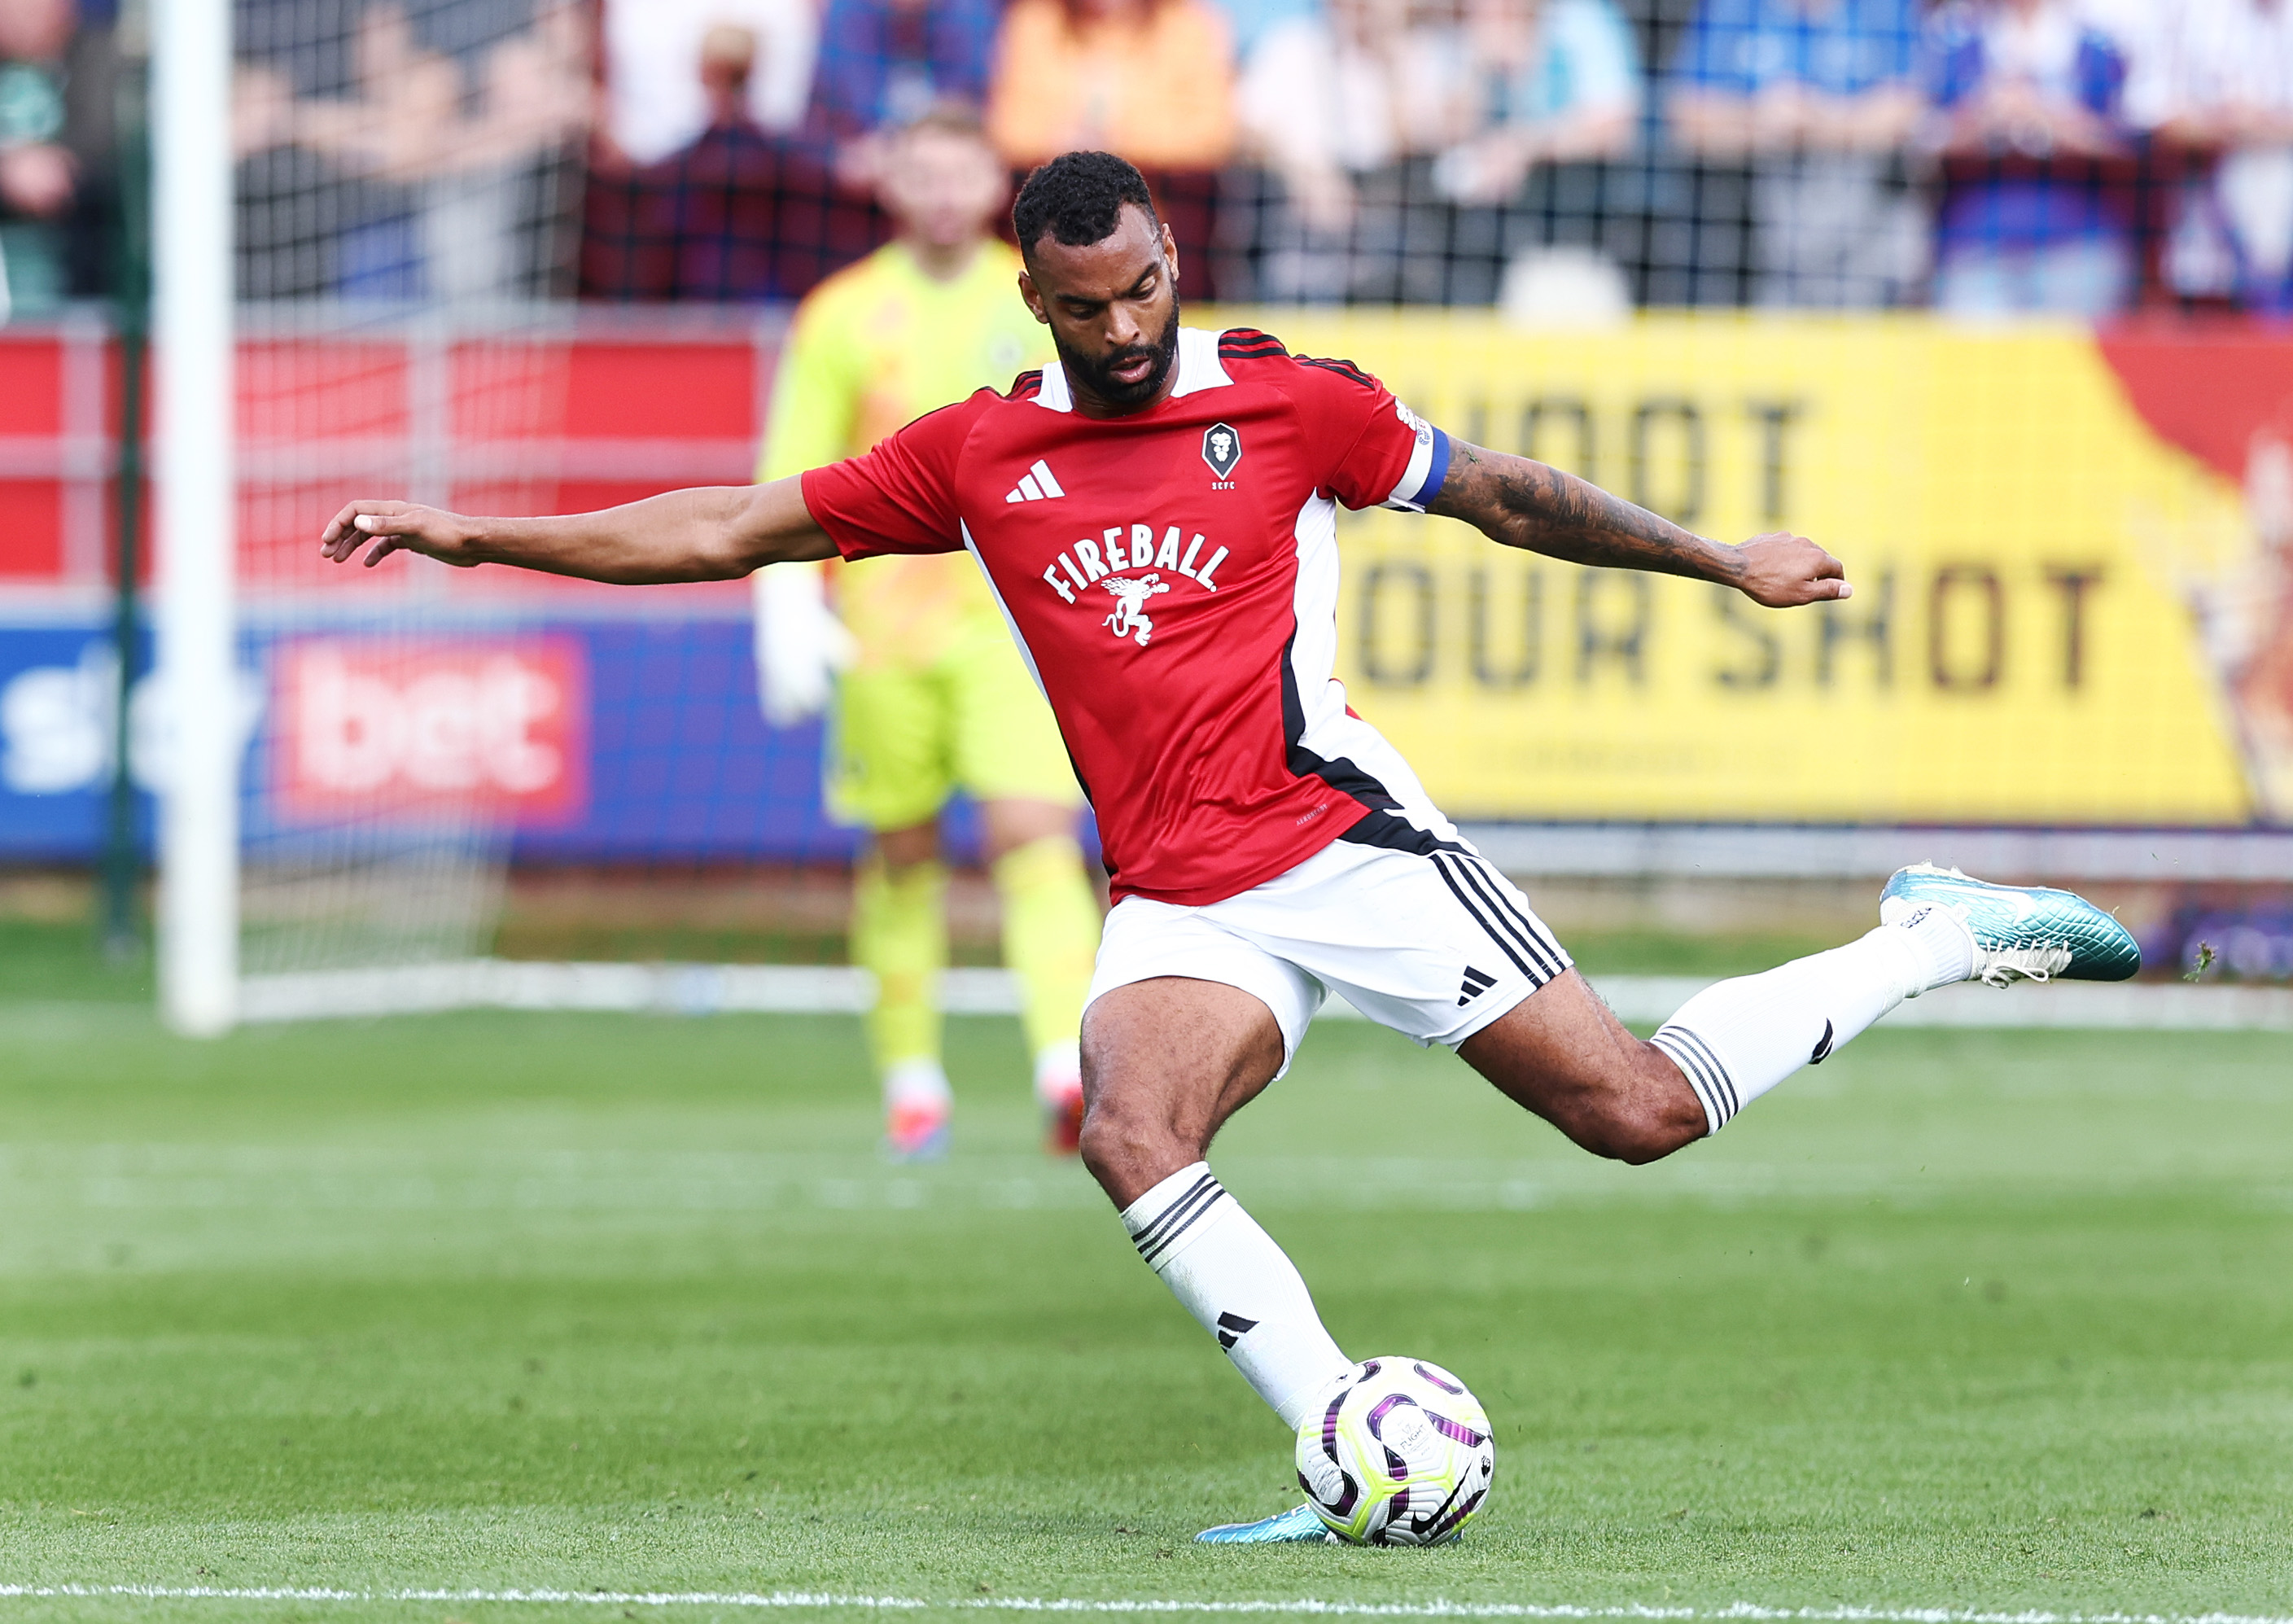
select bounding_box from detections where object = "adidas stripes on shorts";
[1084,830,1574,1075]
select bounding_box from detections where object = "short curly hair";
[1011,151,1159,262]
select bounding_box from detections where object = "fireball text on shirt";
[1039,523,1231,605]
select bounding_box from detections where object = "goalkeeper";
[752,103,1101,1161]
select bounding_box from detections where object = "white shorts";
[1084,828,1575,1077]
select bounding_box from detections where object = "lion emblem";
[1101,573,1173,646]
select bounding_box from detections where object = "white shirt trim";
[1171,327,1234,397]
[1032,326,1231,414]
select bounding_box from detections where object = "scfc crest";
[1201,422,1242,480]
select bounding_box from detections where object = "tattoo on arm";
[1428,440,1744,587]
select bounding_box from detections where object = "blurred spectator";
[1236,0,1460,300]
[985,0,1236,170]
[2127,0,2293,316]
[602,0,819,165]
[0,0,79,319]
[1923,0,2133,319]
[586,21,856,301]
[234,0,589,301]
[1430,0,1641,204]
[1211,0,1314,61]
[1668,0,1926,308]
[809,0,996,186]
[59,0,117,300]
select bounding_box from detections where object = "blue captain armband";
[1379,408,1451,513]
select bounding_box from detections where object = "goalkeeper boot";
[882,1059,952,1162]
[1879,863,2140,987]
[1035,1044,1085,1158]
[1195,1503,1337,1544]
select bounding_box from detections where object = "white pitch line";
[0,1589,2287,1624]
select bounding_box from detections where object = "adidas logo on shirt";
[1004,458,1066,503]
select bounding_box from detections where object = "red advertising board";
[271,636,587,824]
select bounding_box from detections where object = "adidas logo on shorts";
[1004,458,1066,503]
[1457,965,1496,1005]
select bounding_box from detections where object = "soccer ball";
[1294,1357,1495,1545]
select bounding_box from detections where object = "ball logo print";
[1201,422,1242,481]
[1297,1357,1495,1545]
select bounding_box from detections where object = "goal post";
[152,0,238,1036]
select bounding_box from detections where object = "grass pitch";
[2,952,2290,1621]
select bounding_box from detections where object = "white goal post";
[153,0,238,1036]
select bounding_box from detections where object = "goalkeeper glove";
[752,562,857,727]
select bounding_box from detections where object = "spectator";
[233,0,589,301]
[1210,0,1314,63]
[2126,0,2293,316]
[985,0,1236,170]
[1430,0,1641,204]
[638,23,855,300]
[1669,0,1926,308]
[1236,0,1459,300]
[0,0,79,320]
[1923,0,2134,319]
[808,0,997,186]
[602,0,819,166]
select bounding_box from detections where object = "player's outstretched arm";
[1428,440,1850,608]
[316,476,837,584]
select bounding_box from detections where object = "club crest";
[1201,422,1242,481]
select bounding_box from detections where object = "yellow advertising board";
[1232,311,2286,828]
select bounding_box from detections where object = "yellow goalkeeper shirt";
[758,239,1053,671]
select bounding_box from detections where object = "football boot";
[1041,1076,1085,1157]
[882,1096,950,1162]
[1195,1503,1338,1544]
[1879,862,2140,987]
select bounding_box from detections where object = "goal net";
[163,0,590,1026]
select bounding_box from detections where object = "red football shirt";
[801,326,1453,906]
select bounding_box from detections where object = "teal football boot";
[1879,863,2141,986]
[1195,1504,1338,1544]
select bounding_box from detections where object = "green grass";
[0,919,153,1005]
[2,984,2291,1621]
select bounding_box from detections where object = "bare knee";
[1579,1047,1709,1164]
[1075,1092,1201,1203]
[1074,978,1284,1209]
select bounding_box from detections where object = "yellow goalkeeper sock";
[853,855,947,1081]
[991,834,1101,1088]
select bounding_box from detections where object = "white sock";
[1120,1162,1352,1429]
[1650,921,1945,1136]
[1890,903,1976,993]
[1032,1040,1081,1106]
[882,1057,951,1109]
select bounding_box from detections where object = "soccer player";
[318,151,2139,1544]
[751,103,1103,1161]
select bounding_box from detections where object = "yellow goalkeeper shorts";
[827,623,1083,833]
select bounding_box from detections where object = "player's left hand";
[1733,531,1850,607]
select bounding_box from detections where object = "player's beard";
[1057,294,1182,414]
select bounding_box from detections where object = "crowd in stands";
[578,0,2293,313]
[0,0,2288,317]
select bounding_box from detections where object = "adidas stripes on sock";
[1120,1162,1352,1430]
[1649,913,1968,1136]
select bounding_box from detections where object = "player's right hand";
[753,562,857,727]
[318,500,480,569]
